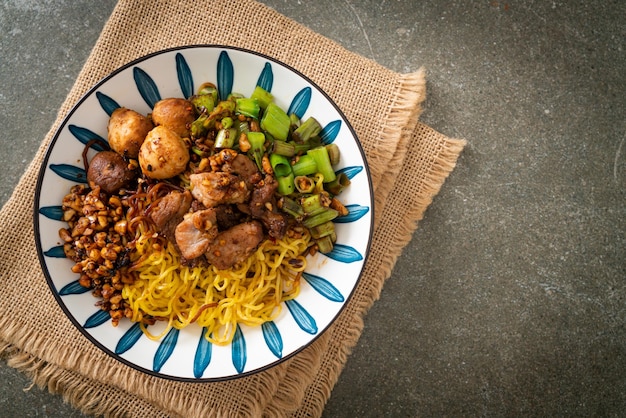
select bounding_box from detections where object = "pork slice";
[214,204,247,231]
[205,220,264,270]
[149,190,192,230]
[249,175,288,239]
[190,172,249,208]
[224,153,262,186]
[174,208,218,260]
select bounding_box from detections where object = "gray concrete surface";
[1,1,624,416]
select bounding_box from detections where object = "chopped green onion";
[212,100,236,116]
[291,154,317,176]
[294,175,315,193]
[325,143,340,166]
[269,153,292,178]
[228,92,244,101]
[315,235,334,254]
[271,140,296,157]
[261,102,290,141]
[250,85,274,109]
[237,120,250,134]
[276,173,295,195]
[191,146,205,157]
[197,83,218,103]
[307,146,336,183]
[292,117,322,144]
[191,114,210,138]
[289,113,301,131]
[236,98,260,119]
[215,128,238,149]
[310,221,335,239]
[301,194,325,214]
[289,141,307,154]
[190,94,215,115]
[279,196,304,220]
[302,207,339,228]
[247,131,266,171]
[324,172,351,195]
[291,135,323,154]
[221,116,233,129]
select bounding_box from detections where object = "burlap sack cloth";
[0,0,465,416]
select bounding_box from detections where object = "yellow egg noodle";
[122,227,311,345]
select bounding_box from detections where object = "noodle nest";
[122,228,311,345]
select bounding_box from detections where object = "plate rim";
[33,44,375,382]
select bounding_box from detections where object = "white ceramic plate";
[34,45,373,381]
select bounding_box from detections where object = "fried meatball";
[138,125,190,179]
[151,98,196,138]
[107,107,154,158]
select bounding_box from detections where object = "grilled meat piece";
[248,175,288,238]
[205,220,264,269]
[175,208,219,260]
[189,172,249,208]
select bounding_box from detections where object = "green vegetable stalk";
[235,97,260,119]
[250,85,274,109]
[292,117,322,144]
[291,154,317,176]
[307,146,336,183]
[247,131,266,171]
[261,103,290,141]
[214,128,238,149]
[269,153,292,178]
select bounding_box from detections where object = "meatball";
[138,125,190,179]
[87,151,137,194]
[107,107,154,158]
[151,98,196,138]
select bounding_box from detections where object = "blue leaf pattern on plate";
[96,91,120,116]
[285,299,318,335]
[232,325,246,373]
[256,63,273,91]
[40,47,373,381]
[326,244,363,263]
[262,321,283,358]
[115,322,143,355]
[68,125,108,150]
[334,204,370,223]
[288,87,311,119]
[154,327,179,372]
[217,51,234,101]
[337,165,363,180]
[84,309,111,329]
[302,273,344,302]
[320,120,341,145]
[59,280,91,296]
[49,164,87,183]
[176,53,194,99]
[193,328,212,378]
[133,67,161,109]
[39,206,64,221]
[44,245,66,258]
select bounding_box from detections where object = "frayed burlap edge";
[0,341,169,418]
[372,68,426,228]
